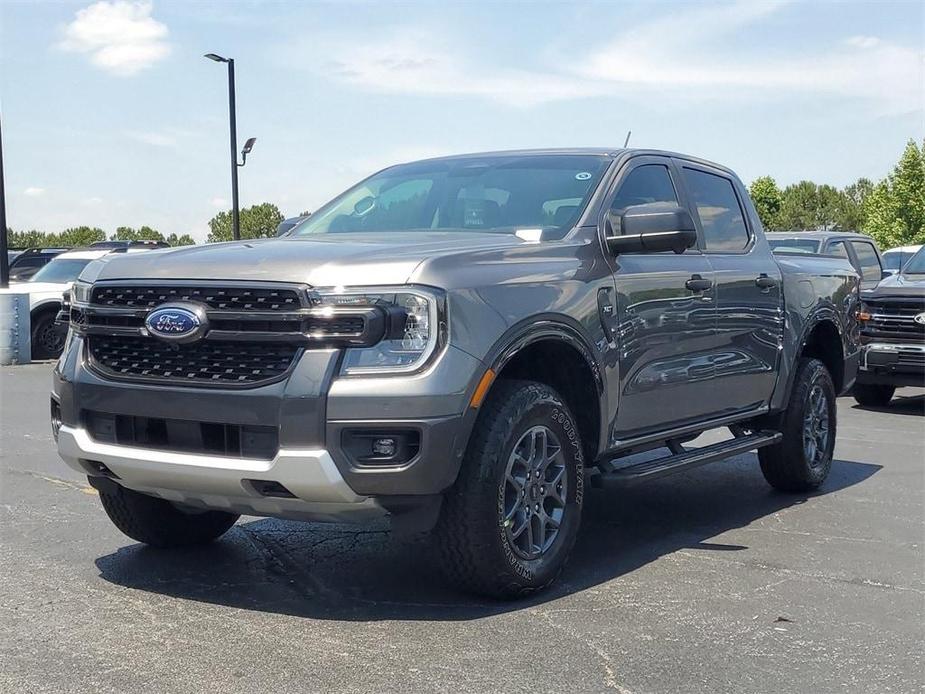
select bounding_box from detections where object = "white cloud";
[58,1,170,76]
[82,197,104,206]
[846,35,881,49]
[302,1,923,115]
[209,197,228,208]
[23,187,45,197]
[127,130,177,147]
[307,31,599,107]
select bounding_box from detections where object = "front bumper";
[53,334,484,521]
[856,342,925,388]
[57,425,384,522]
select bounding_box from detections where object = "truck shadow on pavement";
[850,392,924,417]
[95,454,880,620]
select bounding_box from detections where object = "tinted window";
[827,241,849,259]
[850,241,882,281]
[768,238,820,254]
[903,247,925,274]
[610,165,678,212]
[29,258,92,284]
[292,155,610,240]
[11,256,45,269]
[683,169,749,251]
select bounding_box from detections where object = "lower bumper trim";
[57,425,385,523]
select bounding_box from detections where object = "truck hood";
[91,232,529,287]
[867,271,925,299]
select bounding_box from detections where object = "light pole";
[0,111,9,288]
[205,53,256,241]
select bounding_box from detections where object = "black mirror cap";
[606,203,698,255]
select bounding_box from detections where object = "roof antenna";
[623,130,632,148]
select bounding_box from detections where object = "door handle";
[685,275,713,292]
[755,274,777,290]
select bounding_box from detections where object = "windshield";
[902,247,925,274]
[29,258,93,284]
[291,155,610,240]
[768,238,820,254]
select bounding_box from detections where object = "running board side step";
[591,431,782,488]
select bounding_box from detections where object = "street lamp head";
[242,137,256,155]
[204,53,229,63]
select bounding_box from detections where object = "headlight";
[72,280,93,306]
[316,286,446,375]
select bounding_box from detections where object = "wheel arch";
[468,316,607,465]
[776,311,847,410]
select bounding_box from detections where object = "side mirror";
[605,203,698,255]
[881,269,896,279]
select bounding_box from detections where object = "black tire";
[759,357,836,492]
[97,483,239,548]
[435,380,584,599]
[852,383,895,408]
[31,310,66,360]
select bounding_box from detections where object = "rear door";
[678,162,783,415]
[606,156,718,437]
[847,239,884,291]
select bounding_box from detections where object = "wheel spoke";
[511,513,528,540]
[534,514,547,550]
[505,494,523,522]
[501,424,569,561]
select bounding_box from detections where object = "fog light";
[372,438,397,457]
[341,429,420,467]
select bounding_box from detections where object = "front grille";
[91,285,302,311]
[84,410,278,460]
[897,351,925,366]
[863,297,925,340]
[88,335,299,387]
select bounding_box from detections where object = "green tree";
[8,229,50,247]
[862,140,925,249]
[111,226,165,242]
[207,203,284,242]
[165,233,196,246]
[748,176,783,230]
[837,178,873,231]
[59,226,106,246]
[778,181,844,231]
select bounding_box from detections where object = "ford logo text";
[144,303,209,344]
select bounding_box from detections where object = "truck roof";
[766,231,874,241]
[404,148,738,176]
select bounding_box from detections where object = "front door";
[606,158,719,439]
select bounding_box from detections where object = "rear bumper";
[856,342,925,388]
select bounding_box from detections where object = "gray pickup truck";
[52,148,861,598]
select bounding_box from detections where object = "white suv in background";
[1,244,167,358]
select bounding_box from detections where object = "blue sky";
[1,0,923,241]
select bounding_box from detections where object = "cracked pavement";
[1,364,923,693]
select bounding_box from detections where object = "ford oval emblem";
[915,312,925,326]
[144,303,209,343]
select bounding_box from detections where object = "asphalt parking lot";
[1,364,922,694]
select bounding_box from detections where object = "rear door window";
[849,241,882,282]
[682,168,750,251]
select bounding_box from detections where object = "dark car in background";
[767,231,886,292]
[854,245,925,406]
[7,247,69,282]
[275,214,310,236]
